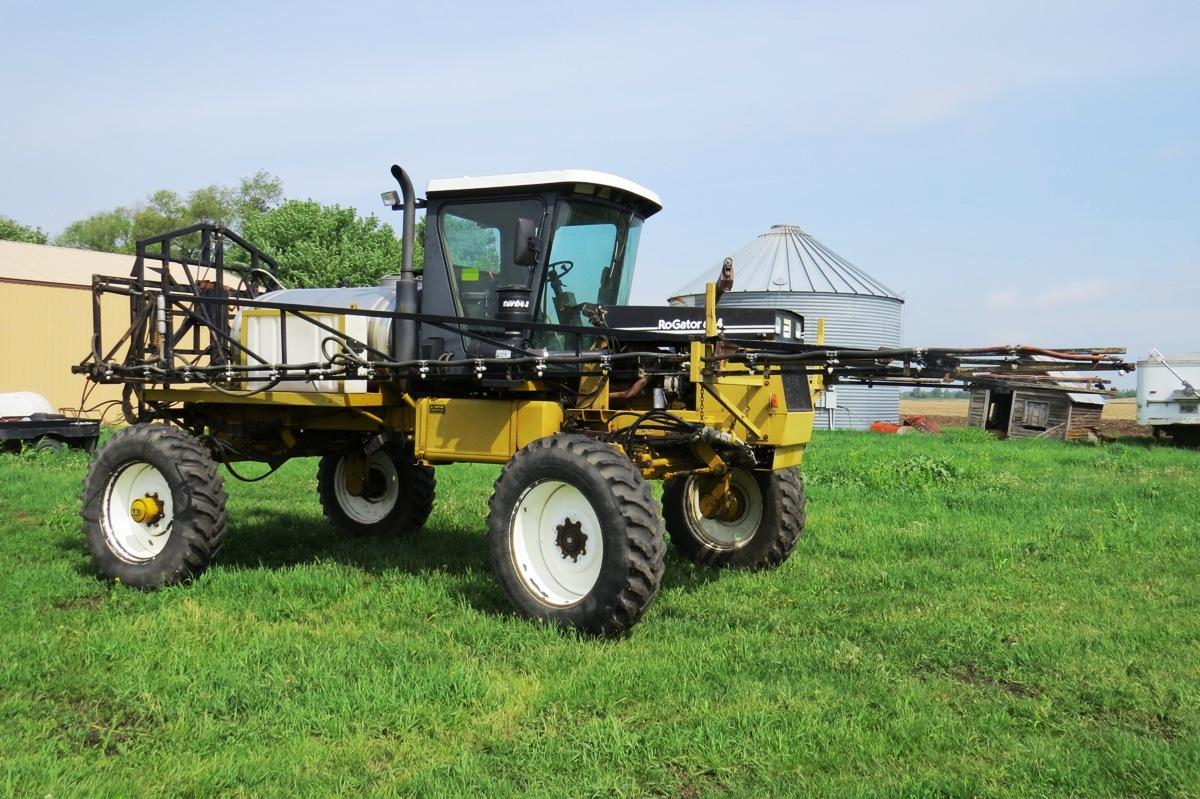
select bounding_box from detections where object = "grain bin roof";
[672,224,901,300]
[0,240,141,288]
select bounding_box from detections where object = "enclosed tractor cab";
[77,168,816,635]
[75,165,1132,635]
[417,171,656,360]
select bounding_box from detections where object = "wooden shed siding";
[966,389,989,428]
[1065,404,1103,440]
[1007,390,1072,439]
[0,281,126,414]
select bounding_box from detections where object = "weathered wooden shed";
[966,376,1106,441]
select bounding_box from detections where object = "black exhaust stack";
[390,164,419,364]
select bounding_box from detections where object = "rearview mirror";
[513,217,540,267]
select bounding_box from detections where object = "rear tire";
[487,434,665,636]
[81,423,227,588]
[663,467,805,570]
[33,436,65,453]
[317,450,435,537]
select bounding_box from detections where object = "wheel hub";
[696,475,745,522]
[332,452,401,526]
[715,487,745,522]
[129,493,164,526]
[684,469,766,551]
[554,517,588,561]
[361,467,388,501]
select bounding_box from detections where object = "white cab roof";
[426,170,662,213]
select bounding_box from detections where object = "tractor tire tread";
[487,433,665,636]
[81,423,227,589]
[763,468,806,569]
[317,453,436,537]
[663,468,805,570]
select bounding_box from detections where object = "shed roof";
[1029,353,1109,406]
[0,240,139,288]
[673,224,902,300]
[1,240,244,290]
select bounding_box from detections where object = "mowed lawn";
[1,430,1197,798]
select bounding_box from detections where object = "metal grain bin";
[672,225,904,430]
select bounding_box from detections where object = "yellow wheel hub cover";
[130,494,165,525]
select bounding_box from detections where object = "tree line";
[903,387,971,399]
[0,172,421,288]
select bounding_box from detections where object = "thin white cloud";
[985,289,1019,310]
[1035,279,1110,308]
[984,279,1112,311]
[1154,144,1190,162]
[882,83,993,127]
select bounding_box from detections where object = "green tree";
[442,214,500,270]
[237,171,284,221]
[243,200,412,288]
[0,215,48,244]
[57,208,134,252]
[411,217,426,274]
[53,172,418,287]
[56,173,284,256]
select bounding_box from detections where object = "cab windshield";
[538,199,643,332]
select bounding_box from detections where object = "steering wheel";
[543,260,583,330]
[547,260,574,281]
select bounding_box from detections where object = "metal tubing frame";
[76,225,1133,394]
[79,273,1132,391]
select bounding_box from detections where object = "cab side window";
[440,199,543,320]
[442,212,502,319]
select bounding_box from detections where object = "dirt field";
[899,397,1147,438]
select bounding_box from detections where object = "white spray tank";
[0,392,56,419]
[230,277,402,393]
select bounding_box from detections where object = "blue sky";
[3,1,1197,371]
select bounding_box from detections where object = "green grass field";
[1,430,1197,798]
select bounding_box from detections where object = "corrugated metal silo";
[672,224,904,430]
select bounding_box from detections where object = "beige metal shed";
[0,241,137,416]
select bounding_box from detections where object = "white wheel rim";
[334,452,400,525]
[510,479,604,607]
[102,460,175,563]
[684,469,764,550]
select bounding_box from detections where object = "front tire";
[317,450,435,537]
[81,423,227,588]
[663,467,805,570]
[487,434,665,636]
